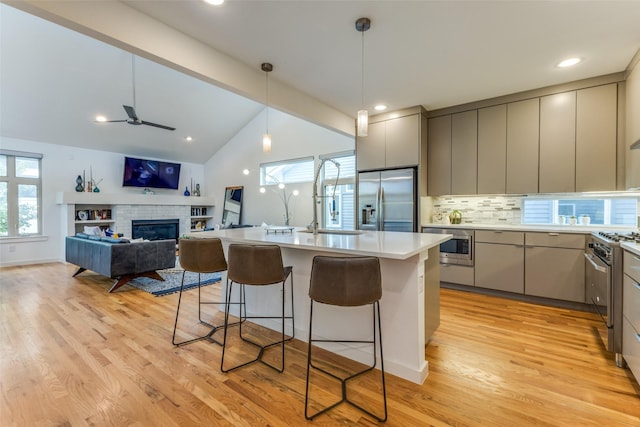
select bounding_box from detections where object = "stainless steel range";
[585,230,640,367]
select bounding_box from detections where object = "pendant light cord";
[361,29,365,108]
[266,69,269,133]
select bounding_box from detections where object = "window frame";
[259,156,315,186]
[0,150,43,238]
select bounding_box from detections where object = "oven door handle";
[584,253,607,273]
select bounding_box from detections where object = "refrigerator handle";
[378,187,385,231]
[374,186,380,230]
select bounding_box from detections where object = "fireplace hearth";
[132,219,179,241]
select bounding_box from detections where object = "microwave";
[422,228,474,266]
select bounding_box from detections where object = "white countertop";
[186,227,450,260]
[621,241,640,257]
[421,223,637,234]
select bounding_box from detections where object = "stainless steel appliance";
[357,168,417,232]
[586,230,640,367]
[422,228,474,266]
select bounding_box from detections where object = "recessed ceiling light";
[557,57,582,68]
[243,169,250,175]
[95,115,107,122]
[374,104,387,111]
[185,136,193,142]
[203,0,224,5]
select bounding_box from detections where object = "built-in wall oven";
[422,228,474,266]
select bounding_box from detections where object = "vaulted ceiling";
[2,1,639,164]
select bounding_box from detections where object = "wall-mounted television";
[122,156,181,190]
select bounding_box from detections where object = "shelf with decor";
[190,205,213,231]
[73,204,114,234]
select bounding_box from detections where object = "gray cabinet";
[357,121,386,171]
[427,110,477,196]
[427,115,452,196]
[539,92,576,193]
[623,250,640,382]
[506,98,539,194]
[357,111,422,171]
[451,110,478,195]
[524,233,585,302]
[475,230,525,293]
[576,84,617,191]
[477,105,507,194]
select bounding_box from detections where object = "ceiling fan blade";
[141,120,176,131]
[123,105,138,121]
[99,119,127,123]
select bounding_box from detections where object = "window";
[0,151,42,237]
[260,157,314,185]
[321,152,356,230]
[522,197,637,226]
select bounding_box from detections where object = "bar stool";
[304,255,387,422]
[220,244,294,373]
[172,238,239,346]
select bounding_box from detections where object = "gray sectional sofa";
[65,235,176,292]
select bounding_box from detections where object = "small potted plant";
[569,215,577,225]
[580,214,591,225]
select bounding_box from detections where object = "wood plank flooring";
[1,262,639,426]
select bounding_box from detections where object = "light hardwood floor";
[1,262,639,426]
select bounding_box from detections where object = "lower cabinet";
[623,250,640,382]
[524,233,586,303]
[475,242,524,293]
[440,264,474,286]
[475,230,525,293]
[524,246,585,302]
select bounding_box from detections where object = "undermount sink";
[298,228,365,235]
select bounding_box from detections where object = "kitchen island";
[187,227,450,384]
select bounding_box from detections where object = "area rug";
[127,270,222,297]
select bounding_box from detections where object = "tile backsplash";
[426,195,523,225]
[422,193,640,227]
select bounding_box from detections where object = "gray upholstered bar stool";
[172,238,237,346]
[220,244,294,373]
[305,255,387,422]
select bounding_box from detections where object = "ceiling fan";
[97,55,176,131]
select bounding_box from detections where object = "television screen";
[123,156,181,190]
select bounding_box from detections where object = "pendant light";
[262,62,273,153]
[356,17,371,137]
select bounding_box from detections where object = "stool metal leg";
[221,272,295,373]
[172,271,243,347]
[304,300,387,422]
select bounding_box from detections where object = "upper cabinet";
[576,84,618,192]
[356,107,425,171]
[478,105,507,194]
[427,79,622,196]
[627,63,640,190]
[427,110,478,196]
[539,91,576,193]
[506,98,539,194]
[451,110,478,195]
[427,115,452,196]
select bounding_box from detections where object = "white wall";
[0,137,204,266]
[204,108,354,227]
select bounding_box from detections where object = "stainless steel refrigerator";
[357,167,417,232]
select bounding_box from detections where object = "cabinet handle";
[636,333,640,344]
[634,283,640,291]
[548,233,560,236]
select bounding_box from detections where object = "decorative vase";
[75,175,84,192]
[184,186,190,196]
[93,186,100,193]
